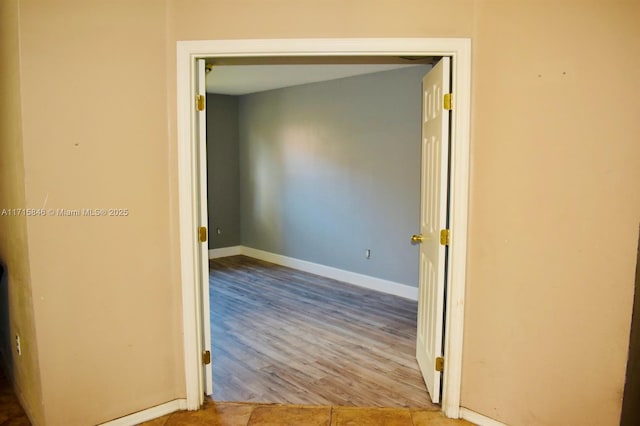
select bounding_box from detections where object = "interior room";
[204,61,439,406]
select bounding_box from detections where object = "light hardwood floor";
[210,255,436,409]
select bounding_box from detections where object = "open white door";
[414,57,451,404]
[196,58,213,396]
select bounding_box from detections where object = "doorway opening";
[176,38,471,419]
[205,58,440,408]
[205,58,433,408]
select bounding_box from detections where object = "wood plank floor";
[210,255,436,409]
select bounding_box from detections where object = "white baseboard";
[100,399,187,426]
[460,407,508,426]
[208,246,242,259]
[241,246,418,301]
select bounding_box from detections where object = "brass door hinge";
[443,93,453,111]
[202,350,211,365]
[198,226,207,243]
[196,94,205,111]
[435,356,444,372]
[440,229,450,246]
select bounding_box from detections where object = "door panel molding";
[176,38,472,418]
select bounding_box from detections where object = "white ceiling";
[205,64,424,95]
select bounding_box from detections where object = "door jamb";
[176,38,471,418]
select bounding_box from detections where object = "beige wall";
[0,1,44,424]
[4,0,639,425]
[463,2,640,424]
[16,1,185,424]
[168,0,473,40]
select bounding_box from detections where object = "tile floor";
[139,400,475,425]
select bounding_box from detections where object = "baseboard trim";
[460,408,508,426]
[100,399,187,426]
[208,246,242,259]
[241,246,418,301]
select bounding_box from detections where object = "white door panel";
[415,57,450,404]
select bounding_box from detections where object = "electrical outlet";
[15,334,21,356]
[365,249,371,259]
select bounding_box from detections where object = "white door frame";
[176,38,471,418]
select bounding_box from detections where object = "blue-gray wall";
[238,66,429,286]
[206,94,241,249]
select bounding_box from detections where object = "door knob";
[411,234,424,243]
